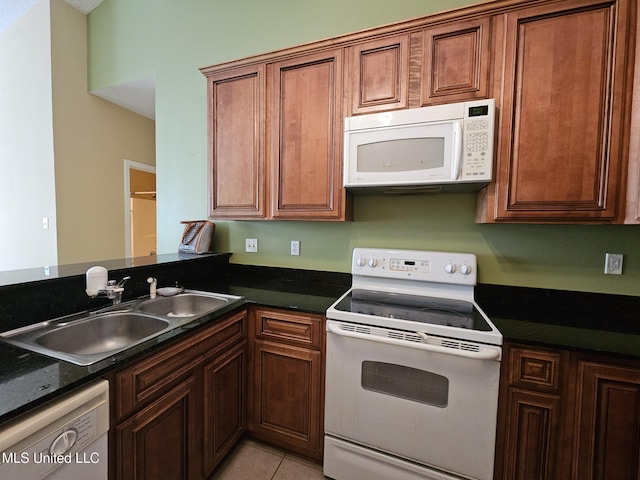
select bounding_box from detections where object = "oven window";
[361,361,448,408]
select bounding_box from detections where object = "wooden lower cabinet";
[496,343,640,480]
[497,344,567,480]
[116,376,200,480]
[109,310,247,480]
[203,341,246,473]
[500,388,563,480]
[252,340,322,456]
[248,307,325,460]
[109,306,327,478]
[573,360,640,480]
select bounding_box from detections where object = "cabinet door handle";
[327,321,501,361]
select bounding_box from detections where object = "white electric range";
[324,248,502,480]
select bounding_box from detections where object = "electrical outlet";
[291,240,300,256]
[604,253,623,275]
[245,238,258,253]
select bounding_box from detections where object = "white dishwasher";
[0,379,109,480]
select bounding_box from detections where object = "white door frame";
[124,160,156,258]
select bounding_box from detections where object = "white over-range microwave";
[343,99,495,194]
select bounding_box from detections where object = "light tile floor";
[212,438,327,480]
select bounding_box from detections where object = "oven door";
[324,319,501,480]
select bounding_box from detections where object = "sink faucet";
[86,266,131,305]
[104,276,131,305]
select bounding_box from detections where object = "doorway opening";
[124,160,156,258]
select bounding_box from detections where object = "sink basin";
[0,290,243,366]
[35,312,170,355]
[1,312,171,366]
[137,292,233,317]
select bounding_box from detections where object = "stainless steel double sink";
[0,290,243,366]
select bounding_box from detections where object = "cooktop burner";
[333,290,493,331]
[326,248,502,345]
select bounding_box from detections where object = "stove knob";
[356,256,366,267]
[444,263,456,274]
[460,264,472,275]
[368,258,378,268]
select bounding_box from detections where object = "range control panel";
[352,248,477,286]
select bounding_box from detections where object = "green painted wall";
[87,0,640,296]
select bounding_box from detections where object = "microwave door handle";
[327,321,501,361]
[452,120,463,180]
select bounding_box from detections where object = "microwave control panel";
[461,99,495,181]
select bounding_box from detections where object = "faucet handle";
[108,276,131,288]
[107,276,130,293]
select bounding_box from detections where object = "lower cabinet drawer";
[253,308,322,349]
[115,311,246,421]
[508,346,564,392]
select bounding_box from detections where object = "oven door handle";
[327,322,501,361]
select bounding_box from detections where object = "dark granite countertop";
[0,298,249,425]
[0,260,348,427]
[491,316,640,358]
[1,257,639,428]
[476,284,640,358]
[0,252,214,288]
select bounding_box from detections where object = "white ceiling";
[1,0,156,120]
[91,77,156,120]
[0,0,104,32]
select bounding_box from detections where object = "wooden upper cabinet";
[347,34,410,115]
[421,16,491,105]
[201,0,635,224]
[477,0,635,223]
[204,64,266,219]
[268,49,347,220]
[625,38,640,224]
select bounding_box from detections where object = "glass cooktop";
[333,289,493,332]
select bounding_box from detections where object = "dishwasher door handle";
[327,321,501,361]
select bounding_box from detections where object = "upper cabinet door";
[483,0,635,223]
[347,34,410,115]
[421,16,491,105]
[205,65,266,219]
[268,49,347,220]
